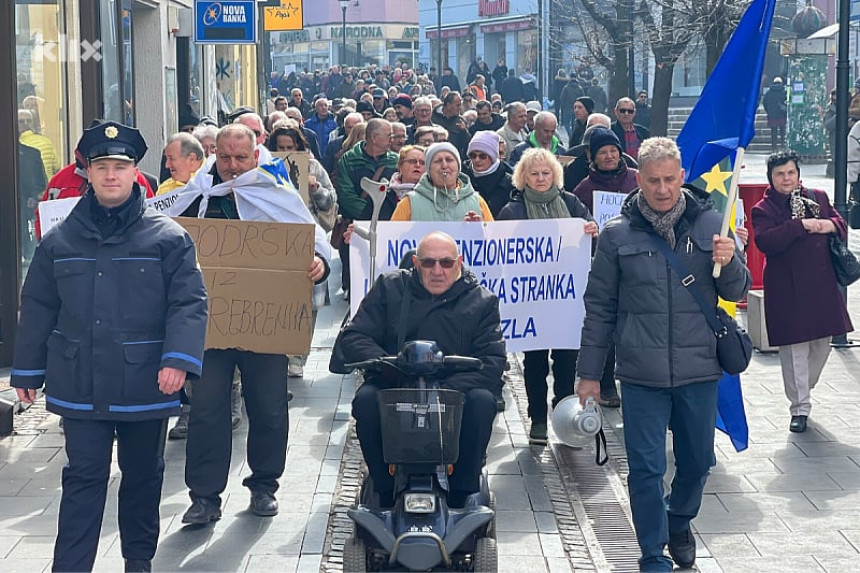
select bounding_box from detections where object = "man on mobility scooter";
[333,231,505,570]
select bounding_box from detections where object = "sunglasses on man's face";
[468,152,489,160]
[618,108,635,114]
[416,256,457,269]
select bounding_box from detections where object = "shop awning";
[480,18,533,33]
[425,26,471,40]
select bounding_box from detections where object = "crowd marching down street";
[6,20,859,569]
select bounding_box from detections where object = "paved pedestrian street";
[1,157,860,571]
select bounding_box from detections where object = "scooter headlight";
[404,493,436,513]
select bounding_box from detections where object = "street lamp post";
[436,0,442,75]
[339,0,348,66]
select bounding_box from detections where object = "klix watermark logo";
[30,35,103,63]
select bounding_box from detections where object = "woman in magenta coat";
[751,152,852,433]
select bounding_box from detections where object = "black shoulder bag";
[649,235,753,375]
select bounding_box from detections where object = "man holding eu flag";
[576,137,750,571]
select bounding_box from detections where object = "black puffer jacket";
[11,187,208,420]
[577,186,750,387]
[496,187,594,222]
[462,160,516,218]
[337,269,506,396]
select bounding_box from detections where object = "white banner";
[592,190,627,230]
[38,197,80,237]
[349,220,592,352]
[146,188,186,213]
[36,189,188,238]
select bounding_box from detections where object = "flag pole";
[713,146,746,278]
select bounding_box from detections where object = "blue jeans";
[620,381,718,572]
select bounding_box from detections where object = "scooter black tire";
[344,534,367,572]
[473,537,498,572]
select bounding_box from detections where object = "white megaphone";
[551,395,603,448]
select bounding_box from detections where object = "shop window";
[15,0,69,275]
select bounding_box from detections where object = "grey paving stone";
[701,472,757,494]
[0,557,51,572]
[0,535,22,559]
[496,531,543,556]
[494,554,549,571]
[746,530,856,557]
[6,535,54,559]
[814,554,860,572]
[804,489,860,511]
[693,511,790,534]
[0,497,54,517]
[496,510,538,533]
[771,455,860,474]
[775,510,860,533]
[534,511,559,534]
[827,471,860,490]
[297,554,322,573]
[744,471,842,492]
[716,554,825,571]
[717,491,818,513]
[538,533,566,558]
[301,512,328,553]
[245,554,300,571]
[699,533,760,558]
[545,556,572,573]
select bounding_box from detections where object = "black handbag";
[650,235,753,375]
[829,234,860,287]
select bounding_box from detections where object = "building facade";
[418,0,538,87]
[268,1,418,73]
[0,0,238,366]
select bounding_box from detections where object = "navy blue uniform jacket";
[11,187,208,421]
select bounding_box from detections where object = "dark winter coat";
[563,145,638,192]
[462,160,516,218]
[468,114,505,135]
[751,186,852,346]
[577,186,751,387]
[559,82,584,116]
[499,77,523,103]
[610,122,650,156]
[11,186,208,421]
[337,269,506,396]
[586,85,608,114]
[573,162,639,214]
[496,188,594,223]
[762,84,787,121]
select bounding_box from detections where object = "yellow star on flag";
[700,162,733,196]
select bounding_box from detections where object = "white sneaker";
[288,363,304,378]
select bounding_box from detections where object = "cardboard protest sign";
[38,197,80,236]
[271,151,310,205]
[349,220,591,352]
[175,217,314,355]
[592,190,627,230]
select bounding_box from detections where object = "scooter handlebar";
[441,356,484,373]
[343,356,399,372]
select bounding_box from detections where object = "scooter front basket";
[378,388,464,464]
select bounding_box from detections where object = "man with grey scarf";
[576,137,750,572]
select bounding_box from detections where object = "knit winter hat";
[576,96,595,114]
[589,127,623,158]
[467,131,500,162]
[425,142,460,166]
[392,94,413,109]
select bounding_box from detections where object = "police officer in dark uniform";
[11,121,208,573]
